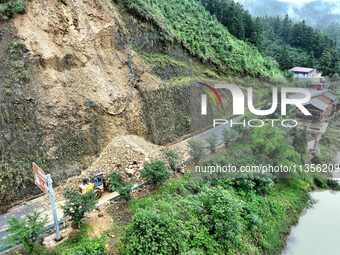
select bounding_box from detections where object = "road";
[0,190,120,252]
[0,121,235,252]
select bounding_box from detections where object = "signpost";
[32,163,61,241]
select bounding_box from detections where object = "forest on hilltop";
[200,0,340,76]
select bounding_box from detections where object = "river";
[283,190,340,255]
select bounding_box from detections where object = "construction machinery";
[79,172,106,198]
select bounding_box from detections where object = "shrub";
[108,171,133,201]
[223,128,240,147]
[107,172,124,192]
[121,210,183,255]
[232,177,256,193]
[253,175,274,195]
[141,160,170,186]
[188,139,206,163]
[231,175,274,195]
[327,179,340,190]
[199,188,242,250]
[162,148,180,172]
[118,183,133,201]
[57,237,105,255]
[63,188,97,228]
[0,0,25,20]
[313,175,327,189]
[7,211,47,253]
[206,134,218,153]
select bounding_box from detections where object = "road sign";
[32,163,61,241]
[32,162,47,193]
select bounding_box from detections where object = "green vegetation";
[108,172,133,201]
[121,0,283,80]
[108,172,125,192]
[120,127,323,254]
[161,148,180,172]
[259,15,340,76]
[198,0,340,76]
[188,139,206,163]
[141,160,170,186]
[122,173,311,254]
[223,128,240,147]
[63,188,97,228]
[55,225,106,255]
[200,0,262,46]
[206,134,218,153]
[7,211,47,254]
[0,0,25,20]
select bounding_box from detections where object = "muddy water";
[283,191,340,255]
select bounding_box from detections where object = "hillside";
[0,0,283,211]
[120,0,283,80]
[196,0,340,76]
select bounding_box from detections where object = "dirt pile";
[0,0,162,210]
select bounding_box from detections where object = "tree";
[122,210,183,255]
[162,148,180,172]
[107,171,133,201]
[118,183,133,202]
[7,211,47,253]
[223,128,240,147]
[291,128,307,161]
[63,188,96,228]
[107,172,124,192]
[206,134,218,153]
[141,160,170,186]
[188,139,206,163]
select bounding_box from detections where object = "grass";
[120,0,284,81]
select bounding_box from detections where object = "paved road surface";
[0,122,234,252]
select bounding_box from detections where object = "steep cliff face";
[0,0,162,210]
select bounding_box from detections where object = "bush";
[122,210,183,255]
[107,171,133,201]
[63,188,97,228]
[107,172,124,192]
[57,237,105,255]
[253,175,274,195]
[206,134,218,153]
[327,179,340,190]
[231,175,274,195]
[188,139,206,163]
[0,0,25,20]
[118,183,133,201]
[313,175,327,189]
[7,211,47,253]
[232,177,256,193]
[141,160,170,186]
[199,188,243,250]
[223,129,240,147]
[162,148,180,172]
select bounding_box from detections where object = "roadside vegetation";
[6,126,339,255]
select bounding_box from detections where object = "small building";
[289,67,322,79]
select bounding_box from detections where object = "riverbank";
[119,175,313,255]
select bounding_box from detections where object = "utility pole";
[46,174,62,241]
[32,163,62,241]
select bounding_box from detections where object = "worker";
[79,178,95,194]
